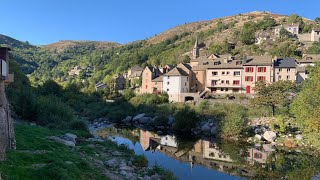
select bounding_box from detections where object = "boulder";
[210,126,217,135]
[201,123,211,132]
[254,134,262,140]
[122,116,133,123]
[119,165,134,172]
[295,134,303,140]
[133,113,145,121]
[105,158,121,168]
[63,133,77,144]
[139,117,152,124]
[263,131,277,142]
[167,116,175,126]
[48,136,75,147]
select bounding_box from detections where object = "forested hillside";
[1,11,320,92]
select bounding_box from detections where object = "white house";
[160,135,177,148]
[162,67,190,102]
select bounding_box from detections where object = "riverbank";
[0,122,176,180]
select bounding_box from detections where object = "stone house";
[274,24,300,37]
[242,56,274,94]
[151,76,163,94]
[0,47,15,161]
[114,74,126,91]
[311,28,320,42]
[296,54,320,83]
[273,58,297,82]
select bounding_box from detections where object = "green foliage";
[291,64,320,132]
[315,17,320,23]
[252,81,296,116]
[307,42,320,54]
[208,41,231,54]
[218,104,248,138]
[132,155,148,167]
[35,95,75,128]
[287,14,303,26]
[129,93,169,106]
[279,28,292,39]
[173,105,200,134]
[270,40,299,58]
[122,89,135,101]
[153,115,169,126]
[277,115,286,133]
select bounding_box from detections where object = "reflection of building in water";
[139,130,160,151]
[160,135,177,148]
[203,141,233,162]
[246,148,271,165]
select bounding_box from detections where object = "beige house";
[202,141,233,162]
[205,57,244,94]
[192,66,206,93]
[273,58,297,82]
[296,54,320,83]
[151,76,163,94]
[274,24,300,37]
[242,56,274,94]
[311,28,320,42]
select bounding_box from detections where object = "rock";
[167,116,175,126]
[201,123,211,132]
[263,131,277,142]
[111,151,122,156]
[48,136,75,147]
[120,166,134,172]
[254,134,262,140]
[87,138,104,142]
[63,133,77,144]
[295,134,303,140]
[139,117,152,124]
[209,122,214,127]
[254,127,263,135]
[105,158,120,168]
[210,126,217,135]
[143,176,151,180]
[133,113,145,121]
[263,144,275,152]
[122,116,132,123]
[120,170,127,176]
[150,174,161,180]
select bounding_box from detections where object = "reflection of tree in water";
[216,140,248,164]
[175,134,199,152]
[98,127,140,144]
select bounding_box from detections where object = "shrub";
[218,104,248,138]
[173,106,200,134]
[122,89,135,101]
[70,120,88,131]
[132,155,148,167]
[35,95,75,128]
[153,115,168,126]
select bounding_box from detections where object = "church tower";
[192,37,199,59]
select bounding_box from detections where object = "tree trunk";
[272,105,275,116]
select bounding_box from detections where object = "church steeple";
[192,37,199,59]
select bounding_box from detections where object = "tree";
[239,22,256,45]
[315,17,320,23]
[271,41,299,58]
[251,81,296,116]
[209,41,231,54]
[279,28,291,39]
[291,64,320,132]
[307,42,320,54]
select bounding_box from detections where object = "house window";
[278,76,282,80]
[306,70,309,75]
[209,143,215,148]
[187,77,189,81]
[254,153,263,159]
[226,80,229,84]
[287,75,290,80]
[185,82,187,86]
[287,68,291,72]
[212,80,218,85]
[222,71,225,75]
[211,88,217,92]
[146,85,148,89]
[167,89,169,91]
[258,67,266,72]
[221,80,225,84]
[226,71,230,75]
[279,68,282,72]
[209,152,215,157]
[233,80,240,85]
[221,88,224,91]
[257,76,266,81]
[236,61,242,65]
[245,67,254,72]
[233,88,240,92]
[167,82,170,85]
[245,76,253,81]
[214,61,220,65]
[234,71,241,76]
[167,76,170,79]
[226,88,229,91]
[212,71,218,76]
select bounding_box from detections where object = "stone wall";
[0,82,15,161]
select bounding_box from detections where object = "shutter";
[258,67,261,72]
[264,67,266,72]
[264,76,266,81]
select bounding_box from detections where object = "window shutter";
[264,67,266,72]
[258,67,260,72]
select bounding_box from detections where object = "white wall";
[160,135,177,148]
[163,75,189,102]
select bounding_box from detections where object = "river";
[96,126,320,180]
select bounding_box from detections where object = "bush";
[122,89,135,101]
[218,104,248,138]
[70,120,88,131]
[35,95,75,128]
[132,155,148,167]
[173,106,200,134]
[129,93,168,106]
[153,115,168,126]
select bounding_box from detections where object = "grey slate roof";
[152,76,163,82]
[274,58,297,68]
[165,67,189,76]
[299,54,320,63]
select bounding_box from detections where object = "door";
[246,86,251,94]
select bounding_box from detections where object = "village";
[89,25,320,103]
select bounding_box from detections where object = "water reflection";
[98,127,320,180]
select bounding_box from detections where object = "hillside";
[0,34,34,49]
[1,11,319,88]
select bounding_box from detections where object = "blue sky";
[1,0,319,45]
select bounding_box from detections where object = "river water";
[97,127,320,180]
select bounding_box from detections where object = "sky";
[1,0,319,45]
